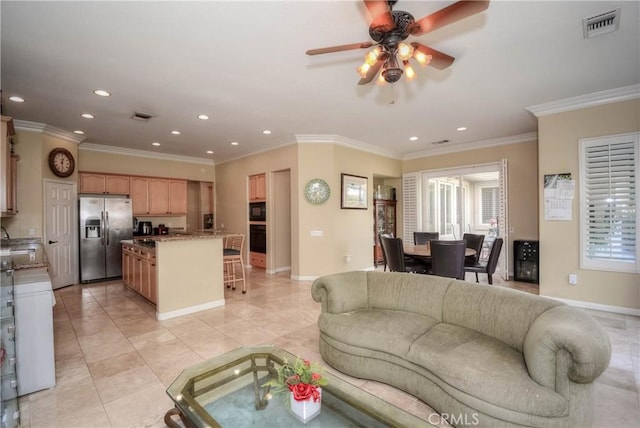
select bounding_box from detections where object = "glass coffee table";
[165,345,432,427]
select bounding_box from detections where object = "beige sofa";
[311,271,611,427]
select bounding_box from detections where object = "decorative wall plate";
[304,179,330,205]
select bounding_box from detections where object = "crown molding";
[402,132,538,160]
[78,143,215,165]
[13,120,86,144]
[295,134,402,160]
[526,84,640,117]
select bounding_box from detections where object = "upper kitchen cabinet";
[1,116,18,217]
[145,178,187,216]
[249,173,266,201]
[131,177,150,215]
[79,172,130,195]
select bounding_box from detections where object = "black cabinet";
[514,240,539,284]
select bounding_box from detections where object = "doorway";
[44,179,77,289]
[404,161,509,280]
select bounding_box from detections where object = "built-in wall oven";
[249,224,266,254]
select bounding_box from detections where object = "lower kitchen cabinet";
[122,243,157,304]
[249,252,266,269]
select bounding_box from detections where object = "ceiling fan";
[306,0,490,85]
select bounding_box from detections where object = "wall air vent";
[131,112,155,122]
[583,8,620,39]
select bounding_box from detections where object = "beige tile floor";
[17,269,640,428]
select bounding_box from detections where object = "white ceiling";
[1,1,639,164]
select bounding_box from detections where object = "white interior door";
[44,180,77,289]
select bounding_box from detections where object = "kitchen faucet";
[1,226,9,240]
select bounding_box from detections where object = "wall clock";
[304,179,330,205]
[48,147,75,178]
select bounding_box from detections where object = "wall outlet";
[29,228,35,236]
[568,274,578,285]
[344,255,352,263]
[310,230,323,237]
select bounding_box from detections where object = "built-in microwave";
[249,202,266,222]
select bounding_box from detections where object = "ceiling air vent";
[431,139,450,145]
[131,111,155,122]
[583,8,620,39]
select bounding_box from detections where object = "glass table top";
[165,345,432,428]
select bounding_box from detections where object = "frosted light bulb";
[357,63,371,78]
[397,43,414,61]
[403,61,416,80]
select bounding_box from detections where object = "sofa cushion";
[318,309,438,357]
[406,323,569,418]
[366,272,453,321]
[442,281,562,353]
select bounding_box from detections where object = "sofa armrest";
[311,271,368,314]
[523,306,611,389]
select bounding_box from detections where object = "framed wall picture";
[341,173,368,209]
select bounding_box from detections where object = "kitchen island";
[122,234,224,320]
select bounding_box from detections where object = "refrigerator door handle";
[101,211,105,246]
[105,211,110,246]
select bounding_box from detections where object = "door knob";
[48,240,58,244]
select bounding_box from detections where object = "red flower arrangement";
[265,357,327,402]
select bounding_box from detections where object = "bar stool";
[223,234,246,293]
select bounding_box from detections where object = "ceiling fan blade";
[363,0,394,32]
[410,0,490,36]
[411,43,455,70]
[306,42,374,56]
[357,59,384,85]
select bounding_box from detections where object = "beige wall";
[2,130,79,238]
[537,99,640,310]
[403,140,539,273]
[216,142,402,278]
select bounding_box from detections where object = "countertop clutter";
[0,238,49,269]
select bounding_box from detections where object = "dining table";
[403,243,476,258]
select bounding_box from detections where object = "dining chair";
[380,236,427,274]
[462,233,485,266]
[223,234,246,293]
[464,238,503,284]
[378,233,394,271]
[413,232,439,245]
[429,240,466,280]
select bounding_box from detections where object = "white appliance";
[13,268,56,396]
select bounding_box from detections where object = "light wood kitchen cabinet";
[148,178,187,215]
[249,252,266,269]
[1,116,17,216]
[79,173,130,195]
[249,173,266,201]
[122,243,156,304]
[130,177,150,215]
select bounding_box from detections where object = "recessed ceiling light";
[151,142,161,146]
[206,150,214,154]
[9,96,24,103]
[197,114,210,120]
[81,113,95,119]
[231,141,239,146]
[171,130,181,135]
[457,127,467,131]
[93,89,111,97]
[262,130,271,135]
[409,136,418,141]
[73,130,85,135]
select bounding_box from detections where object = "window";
[580,132,639,272]
[476,182,499,228]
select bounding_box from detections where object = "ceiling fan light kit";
[306,0,490,86]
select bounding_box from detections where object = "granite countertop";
[133,233,223,243]
[0,238,49,270]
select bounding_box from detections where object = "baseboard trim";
[290,275,319,281]
[156,299,226,321]
[266,266,292,275]
[543,296,640,316]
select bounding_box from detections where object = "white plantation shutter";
[403,173,420,243]
[498,159,509,280]
[580,133,638,272]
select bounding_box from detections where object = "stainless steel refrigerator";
[79,196,133,282]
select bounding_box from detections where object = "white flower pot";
[289,387,322,424]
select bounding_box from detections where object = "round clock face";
[304,179,330,205]
[48,148,75,178]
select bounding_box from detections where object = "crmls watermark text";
[428,413,480,426]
